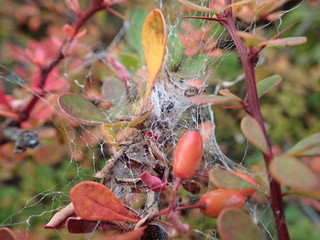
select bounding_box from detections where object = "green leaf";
[287,132,320,157]
[270,155,319,191]
[177,0,217,13]
[101,77,127,105]
[257,74,282,97]
[219,89,242,102]
[284,190,320,200]
[189,95,240,105]
[240,116,269,154]
[209,168,258,193]
[259,37,307,48]
[237,31,265,47]
[128,107,153,127]
[218,208,264,240]
[127,9,147,60]
[59,93,108,125]
[220,0,253,13]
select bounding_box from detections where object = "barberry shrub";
[1,0,320,240]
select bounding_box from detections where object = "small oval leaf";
[257,74,282,98]
[287,132,320,157]
[259,37,307,47]
[240,116,269,154]
[220,0,254,13]
[59,93,107,125]
[102,77,127,105]
[178,0,217,13]
[237,31,265,47]
[70,181,139,223]
[219,89,243,102]
[270,155,320,191]
[284,190,320,200]
[142,9,167,102]
[189,95,239,105]
[209,168,258,194]
[218,208,264,240]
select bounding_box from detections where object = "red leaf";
[0,109,19,120]
[9,44,29,63]
[29,98,54,121]
[70,181,140,222]
[0,227,17,240]
[31,67,66,93]
[66,217,121,234]
[62,24,76,37]
[45,203,75,229]
[65,0,81,14]
[139,171,167,192]
[102,226,146,240]
[0,89,13,110]
[106,56,130,93]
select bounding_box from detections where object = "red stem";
[152,177,183,219]
[170,177,183,209]
[18,0,105,124]
[152,201,205,219]
[220,1,290,239]
[175,202,205,211]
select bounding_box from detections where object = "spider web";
[0,0,302,239]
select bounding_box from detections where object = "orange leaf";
[142,9,166,103]
[70,181,139,223]
[62,24,75,37]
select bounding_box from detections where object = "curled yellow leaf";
[142,8,167,103]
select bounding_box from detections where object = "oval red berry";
[173,130,203,179]
[199,189,246,218]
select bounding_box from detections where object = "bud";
[139,171,167,192]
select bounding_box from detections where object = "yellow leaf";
[142,8,167,103]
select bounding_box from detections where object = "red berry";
[232,172,257,196]
[199,189,246,218]
[173,130,203,179]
